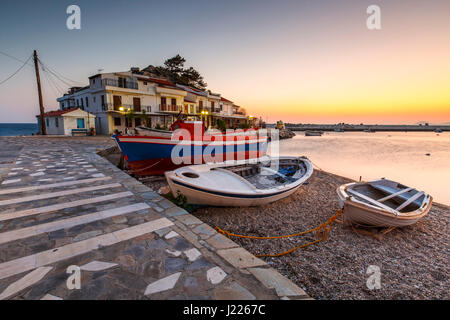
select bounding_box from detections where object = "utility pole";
[33,50,46,135]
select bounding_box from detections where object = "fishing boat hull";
[337,179,432,227]
[113,135,268,175]
[304,131,323,136]
[165,156,313,206]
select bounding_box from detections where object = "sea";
[0,123,38,136]
[271,131,450,206]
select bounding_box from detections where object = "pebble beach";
[127,164,449,300]
[97,141,450,300]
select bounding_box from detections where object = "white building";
[55,67,254,134]
[36,108,96,135]
[57,69,187,134]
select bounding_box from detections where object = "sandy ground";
[103,150,449,300]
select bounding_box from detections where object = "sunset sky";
[0,0,449,124]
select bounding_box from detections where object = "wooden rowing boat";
[336,178,432,227]
[165,156,313,206]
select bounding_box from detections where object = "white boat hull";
[165,156,313,207]
[336,180,432,227]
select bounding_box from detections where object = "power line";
[0,54,33,86]
[38,58,85,87]
[0,50,34,66]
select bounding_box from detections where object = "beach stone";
[144,272,181,296]
[165,258,187,273]
[184,248,201,261]
[206,266,227,285]
[248,267,308,297]
[175,214,203,226]
[206,234,239,250]
[115,254,136,268]
[187,258,213,271]
[80,261,118,272]
[148,239,169,250]
[124,244,146,258]
[165,206,188,217]
[214,282,256,300]
[217,248,267,269]
[72,230,102,242]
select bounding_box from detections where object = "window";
[114,117,121,126]
[171,98,176,106]
[46,118,49,127]
[85,97,89,108]
[135,117,141,127]
[143,81,147,85]
[55,118,58,127]
[93,96,96,103]
[101,95,105,110]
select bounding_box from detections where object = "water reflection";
[270,131,450,205]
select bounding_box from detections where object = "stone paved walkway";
[0,136,309,300]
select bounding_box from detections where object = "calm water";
[0,123,38,136]
[270,131,450,205]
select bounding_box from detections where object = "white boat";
[336,178,432,227]
[165,156,313,206]
[304,131,323,136]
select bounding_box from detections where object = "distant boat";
[165,156,313,206]
[304,130,323,136]
[334,128,344,132]
[336,178,432,227]
[434,128,443,133]
[363,129,375,133]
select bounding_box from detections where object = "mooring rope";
[214,209,343,257]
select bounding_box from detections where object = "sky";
[0,0,449,124]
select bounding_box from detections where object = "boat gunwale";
[337,180,433,219]
[166,156,313,197]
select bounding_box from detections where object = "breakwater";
[282,124,450,132]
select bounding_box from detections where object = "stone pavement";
[0,136,309,300]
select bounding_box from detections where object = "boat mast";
[33,50,46,135]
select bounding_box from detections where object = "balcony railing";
[102,103,151,113]
[102,78,138,90]
[159,104,182,112]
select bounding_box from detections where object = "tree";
[141,109,149,127]
[142,54,207,90]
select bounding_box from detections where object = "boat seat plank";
[377,187,413,202]
[395,191,424,211]
[347,189,396,212]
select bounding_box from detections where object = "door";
[77,118,85,128]
[171,98,176,111]
[113,95,122,111]
[133,98,141,112]
[161,97,167,111]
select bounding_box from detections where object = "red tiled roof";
[147,77,176,87]
[36,108,80,117]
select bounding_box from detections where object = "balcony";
[102,103,152,113]
[102,78,138,90]
[159,104,182,112]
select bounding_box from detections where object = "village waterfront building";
[36,108,95,136]
[54,68,256,135]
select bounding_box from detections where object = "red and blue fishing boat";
[113,120,268,175]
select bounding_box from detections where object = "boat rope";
[131,159,163,173]
[214,209,343,257]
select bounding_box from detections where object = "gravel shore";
[103,151,449,300]
[190,170,450,300]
